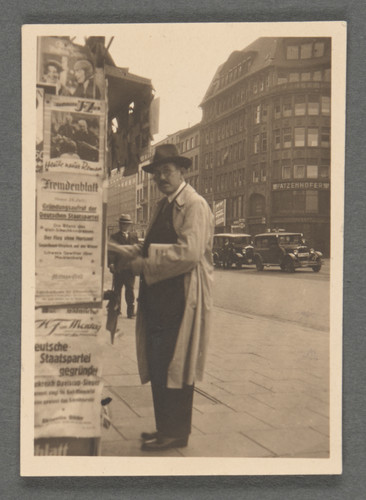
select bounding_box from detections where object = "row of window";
[205,141,246,168]
[180,134,200,153]
[253,126,330,154]
[280,163,329,180]
[286,41,326,60]
[215,168,246,192]
[204,66,329,119]
[203,95,330,146]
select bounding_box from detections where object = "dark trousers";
[146,324,194,439]
[113,272,135,315]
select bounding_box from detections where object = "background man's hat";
[118,213,132,224]
[142,144,191,173]
[45,59,62,73]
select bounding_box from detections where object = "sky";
[72,22,339,144]
[96,24,258,143]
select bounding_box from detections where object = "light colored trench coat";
[136,184,214,389]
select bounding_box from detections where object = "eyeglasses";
[152,165,179,179]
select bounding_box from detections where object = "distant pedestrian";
[108,144,214,451]
[108,214,138,318]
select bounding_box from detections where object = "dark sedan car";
[253,231,322,272]
[212,233,254,269]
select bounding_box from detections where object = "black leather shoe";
[141,431,158,441]
[141,436,188,451]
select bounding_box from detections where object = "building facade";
[200,37,331,255]
[106,171,137,236]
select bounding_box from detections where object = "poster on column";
[37,36,104,100]
[35,172,103,306]
[36,87,44,173]
[34,335,103,439]
[43,95,105,175]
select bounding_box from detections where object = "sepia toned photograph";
[21,22,346,476]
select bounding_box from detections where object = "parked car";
[212,233,254,269]
[253,231,322,272]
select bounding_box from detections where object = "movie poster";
[35,172,103,306]
[43,95,105,175]
[37,36,104,100]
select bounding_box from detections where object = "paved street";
[100,262,330,457]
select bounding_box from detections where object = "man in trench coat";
[109,143,214,451]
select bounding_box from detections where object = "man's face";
[46,65,59,84]
[153,162,184,195]
[119,222,131,233]
[78,121,87,133]
[75,68,86,84]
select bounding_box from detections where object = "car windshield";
[232,237,250,246]
[278,234,303,245]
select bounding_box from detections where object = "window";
[295,95,306,116]
[283,99,292,117]
[321,127,330,147]
[277,72,288,84]
[308,128,319,147]
[289,72,300,82]
[252,170,260,183]
[324,69,331,82]
[253,82,258,94]
[255,105,261,124]
[283,128,292,148]
[301,43,312,59]
[261,163,266,181]
[282,164,292,179]
[314,42,325,57]
[320,165,329,178]
[262,104,268,121]
[254,134,260,154]
[293,190,306,211]
[308,95,320,115]
[307,164,318,178]
[301,72,311,81]
[274,101,281,119]
[294,164,305,178]
[274,129,281,149]
[261,132,267,152]
[306,191,318,212]
[321,96,330,115]
[294,127,305,147]
[313,70,322,81]
[287,45,299,59]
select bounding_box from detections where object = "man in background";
[108,214,138,318]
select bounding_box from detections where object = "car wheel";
[312,260,322,272]
[283,258,295,273]
[255,256,264,271]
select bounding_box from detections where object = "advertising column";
[34,36,107,455]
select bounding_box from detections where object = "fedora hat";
[142,144,192,173]
[118,213,132,224]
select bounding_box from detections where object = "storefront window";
[306,191,318,212]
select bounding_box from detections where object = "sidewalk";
[99,305,329,458]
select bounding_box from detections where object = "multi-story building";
[178,123,201,192]
[106,171,137,236]
[200,37,331,255]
